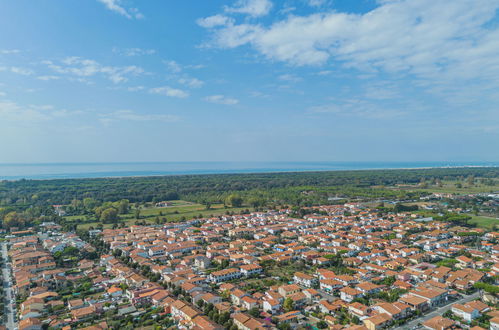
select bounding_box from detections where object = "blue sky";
[0,0,498,163]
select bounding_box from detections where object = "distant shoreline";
[0,161,497,181]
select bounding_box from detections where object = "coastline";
[0,161,497,181]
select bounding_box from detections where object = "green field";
[469,216,499,230]
[420,180,499,194]
[69,200,248,230]
[387,179,499,195]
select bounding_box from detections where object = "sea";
[0,161,497,181]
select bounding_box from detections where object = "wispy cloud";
[178,77,204,88]
[278,74,302,82]
[0,100,74,122]
[224,0,273,17]
[127,86,145,92]
[164,60,182,73]
[113,47,156,56]
[204,94,239,105]
[197,15,232,28]
[0,49,21,55]
[0,66,34,76]
[43,57,144,83]
[316,70,332,76]
[150,86,189,98]
[37,75,60,81]
[97,0,143,19]
[100,110,180,124]
[309,100,407,119]
[305,0,329,7]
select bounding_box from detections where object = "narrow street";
[2,242,17,330]
[398,291,481,329]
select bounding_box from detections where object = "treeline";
[0,167,497,208]
[0,204,61,229]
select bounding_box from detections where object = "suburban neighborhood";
[1,197,498,330]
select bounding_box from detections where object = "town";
[1,195,498,330]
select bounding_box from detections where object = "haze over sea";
[0,162,498,181]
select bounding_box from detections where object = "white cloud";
[115,47,156,56]
[150,86,189,98]
[202,0,499,90]
[278,73,302,82]
[204,94,239,105]
[185,64,206,70]
[100,110,179,124]
[364,83,400,100]
[225,0,273,17]
[197,15,232,28]
[37,75,60,81]
[127,86,145,92]
[178,77,204,88]
[316,70,332,76]
[97,0,143,19]
[164,60,182,73]
[306,0,328,7]
[0,49,20,54]
[309,100,407,119]
[250,91,270,98]
[0,100,74,122]
[44,57,144,83]
[0,66,34,75]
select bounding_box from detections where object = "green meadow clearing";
[469,215,499,230]
[66,200,248,230]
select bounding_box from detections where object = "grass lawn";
[469,215,499,230]
[73,200,249,230]
[387,180,499,194]
[420,180,499,194]
[64,215,87,221]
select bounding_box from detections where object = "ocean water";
[0,161,497,180]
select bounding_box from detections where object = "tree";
[249,307,260,318]
[466,175,475,186]
[248,197,264,208]
[100,207,118,223]
[3,211,21,228]
[278,324,291,330]
[134,209,141,219]
[474,282,499,295]
[283,297,294,312]
[83,198,99,210]
[225,194,243,207]
[117,199,130,214]
[219,311,230,324]
[316,321,328,329]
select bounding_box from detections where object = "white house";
[240,264,263,276]
[294,272,317,288]
[340,287,363,303]
[209,268,242,283]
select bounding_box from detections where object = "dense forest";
[0,167,497,208]
[0,167,497,230]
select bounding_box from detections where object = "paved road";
[2,242,17,330]
[398,291,480,329]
